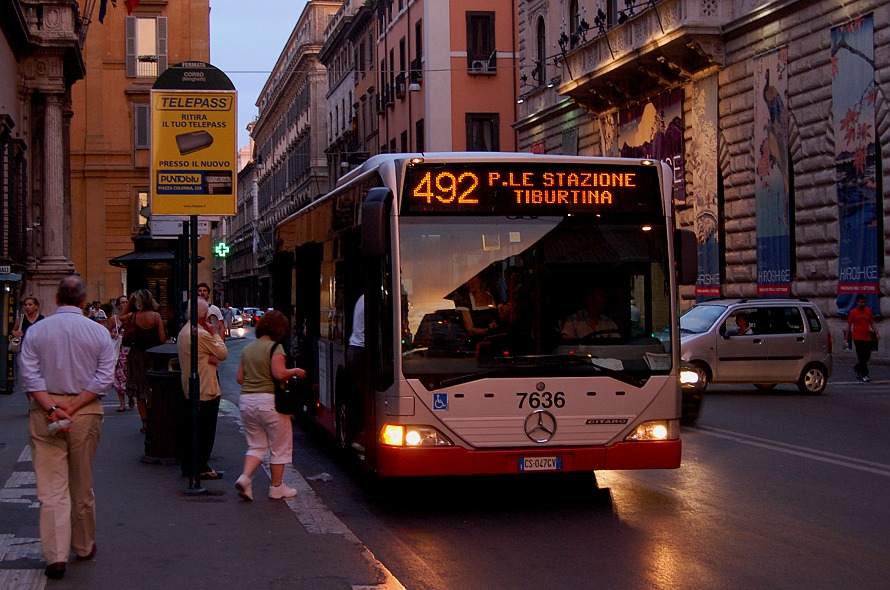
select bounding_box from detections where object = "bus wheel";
[336,402,348,450]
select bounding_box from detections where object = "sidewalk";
[0,334,393,589]
[831,348,890,383]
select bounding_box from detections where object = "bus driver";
[560,286,620,339]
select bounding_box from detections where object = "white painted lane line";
[220,398,406,590]
[695,426,890,477]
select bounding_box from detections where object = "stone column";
[40,93,72,269]
[31,93,75,314]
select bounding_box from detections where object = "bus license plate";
[518,457,562,472]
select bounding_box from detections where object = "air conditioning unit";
[469,60,490,73]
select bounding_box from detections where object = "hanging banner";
[832,15,879,315]
[690,75,720,300]
[617,88,685,204]
[754,47,791,297]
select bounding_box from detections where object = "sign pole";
[185,215,206,494]
[149,62,236,495]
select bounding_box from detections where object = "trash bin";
[143,342,183,464]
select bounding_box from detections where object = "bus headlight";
[624,420,679,441]
[380,424,454,447]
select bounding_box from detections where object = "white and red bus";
[274,152,696,476]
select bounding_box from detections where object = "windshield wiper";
[487,354,644,387]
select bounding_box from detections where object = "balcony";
[554,0,725,112]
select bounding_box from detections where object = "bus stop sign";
[151,62,236,216]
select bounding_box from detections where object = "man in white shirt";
[345,295,366,448]
[197,282,224,339]
[19,276,116,579]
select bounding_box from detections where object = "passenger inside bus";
[453,274,501,338]
[560,286,621,339]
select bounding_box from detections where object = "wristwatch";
[46,405,59,417]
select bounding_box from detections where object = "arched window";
[535,17,547,86]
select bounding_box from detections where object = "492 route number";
[516,391,565,409]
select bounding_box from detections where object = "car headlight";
[380,424,454,446]
[680,368,700,387]
[624,419,679,441]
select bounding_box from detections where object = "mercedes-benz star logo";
[524,409,557,443]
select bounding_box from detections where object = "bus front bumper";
[375,439,681,477]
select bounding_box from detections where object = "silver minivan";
[678,298,833,395]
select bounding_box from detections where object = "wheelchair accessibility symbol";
[433,393,448,411]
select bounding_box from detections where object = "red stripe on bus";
[375,440,681,477]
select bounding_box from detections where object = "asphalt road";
[290,365,890,590]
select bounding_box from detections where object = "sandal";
[200,470,223,480]
[117,406,126,412]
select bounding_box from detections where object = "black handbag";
[871,332,879,352]
[270,343,300,415]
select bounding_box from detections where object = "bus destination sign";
[403,162,663,215]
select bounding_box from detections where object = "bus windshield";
[399,215,673,389]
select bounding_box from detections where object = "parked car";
[677,298,833,395]
[242,307,264,326]
[229,308,243,328]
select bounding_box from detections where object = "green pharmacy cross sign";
[214,241,230,258]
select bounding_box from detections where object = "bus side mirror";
[674,229,698,285]
[362,187,393,258]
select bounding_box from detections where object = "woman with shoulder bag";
[121,289,167,432]
[11,296,44,347]
[11,297,44,393]
[234,310,306,501]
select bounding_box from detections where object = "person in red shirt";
[846,294,879,382]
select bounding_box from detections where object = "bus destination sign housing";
[402,161,663,216]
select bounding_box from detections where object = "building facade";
[516,0,889,351]
[374,0,520,156]
[1,0,86,390]
[70,0,214,329]
[319,0,362,181]
[222,148,260,308]
[251,0,340,307]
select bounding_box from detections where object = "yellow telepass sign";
[151,90,236,215]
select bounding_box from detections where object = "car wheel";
[797,364,828,395]
[753,383,777,390]
[690,362,710,394]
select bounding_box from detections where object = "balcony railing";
[522,0,726,116]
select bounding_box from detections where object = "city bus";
[274,152,697,477]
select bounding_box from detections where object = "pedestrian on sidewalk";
[18,276,117,580]
[107,295,131,412]
[846,294,879,382]
[177,298,228,479]
[197,282,224,339]
[234,310,306,501]
[10,295,44,394]
[121,289,166,433]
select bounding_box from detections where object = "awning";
[109,251,202,267]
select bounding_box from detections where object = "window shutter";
[135,104,150,149]
[156,17,168,74]
[126,16,136,77]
